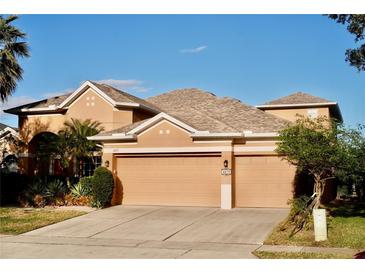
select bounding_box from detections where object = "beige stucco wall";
[66,88,115,131]
[136,120,194,147]
[112,109,134,131]
[264,107,330,122]
[19,114,66,143]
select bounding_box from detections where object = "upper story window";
[307,109,318,119]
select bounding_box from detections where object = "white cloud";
[96,79,149,92]
[0,95,37,119]
[180,45,207,53]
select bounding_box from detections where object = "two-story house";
[4,81,342,209]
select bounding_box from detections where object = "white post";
[221,184,232,209]
[313,208,327,241]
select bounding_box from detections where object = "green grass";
[264,200,365,249]
[0,207,86,235]
[253,251,353,259]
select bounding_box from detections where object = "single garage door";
[235,156,296,208]
[116,155,221,207]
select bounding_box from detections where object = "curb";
[256,244,363,255]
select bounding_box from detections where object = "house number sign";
[221,168,232,176]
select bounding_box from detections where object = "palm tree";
[0,15,30,102]
[61,118,104,160]
[37,118,103,176]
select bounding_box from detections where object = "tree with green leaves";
[275,116,363,208]
[38,118,104,174]
[0,15,30,102]
[327,14,365,71]
[336,124,365,200]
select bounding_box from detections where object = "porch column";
[220,148,233,209]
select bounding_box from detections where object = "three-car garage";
[114,153,296,208]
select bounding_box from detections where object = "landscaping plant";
[276,116,365,234]
[22,178,46,207]
[45,179,67,199]
[91,167,114,208]
[70,182,89,198]
[78,176,93,196]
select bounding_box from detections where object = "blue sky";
[1,15,364,128]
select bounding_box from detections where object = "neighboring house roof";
[261,92,331,105]
[0,122,17,131]
[256,91,343,122]
[92,88,291,140]
[0,123,18,139]
[4,81,160,115]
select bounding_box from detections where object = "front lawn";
[253,251,353,259]
[0,207,86,235]
[264,200,365,249]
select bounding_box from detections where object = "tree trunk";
[314,176,325,209]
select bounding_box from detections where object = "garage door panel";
[117,156,221,207]
[235,156,296,208]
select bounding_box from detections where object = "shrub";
[23,178,46,206]
[33,194,46,208]
[91,167,114,208]
[288,195,312,218]
[44,179,67,205]
[45,179,67,199]
[70,182,89,198]
[78,176,93,196]
[64,194,91,206]
[280,195,314,236]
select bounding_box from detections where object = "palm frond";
[0,15,30,102]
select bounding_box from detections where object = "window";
[82,156,102,177]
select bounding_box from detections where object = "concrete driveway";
[0,206,288,259]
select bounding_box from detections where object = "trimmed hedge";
[91,167,114,208]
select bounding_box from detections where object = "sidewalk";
[256,244,363,256]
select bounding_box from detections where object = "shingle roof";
[0,123,8,131]
[262,92,332,106]
[146,88,289,133]
[4,93,71,114]
[0,122,17,131]
[97,119,150,136]
[90,82,161,111]
[100,88,291,136]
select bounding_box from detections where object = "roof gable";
[59,81,116,108]
[261,92,332,106]
[0,124,18,139]
[4,81,160,115]
[128,112,197,135]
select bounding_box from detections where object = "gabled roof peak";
[261,91,333,106]
[4,80,160,115]
[160,88,217,97]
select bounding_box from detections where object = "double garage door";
[116,155,295,208]
[116,155,221,207]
